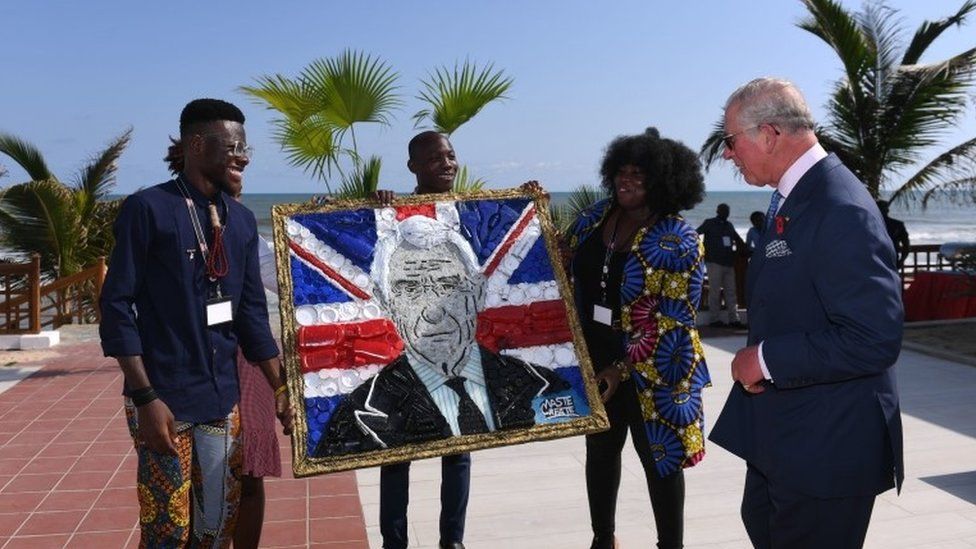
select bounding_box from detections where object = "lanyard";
[599,214,622,305]
[175,176,229,292]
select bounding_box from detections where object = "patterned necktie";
[765,191,783,231]
[444,377,489,435]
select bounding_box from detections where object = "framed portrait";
[272,188,608,476]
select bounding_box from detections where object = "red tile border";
[308,516,369,544]
[0,492,45,514]
[4,533,73,548]
[34,491,97,513]
[17,509,86,535]
[3,473,64,494]
[66,530,132,548]
[0,337,368,547]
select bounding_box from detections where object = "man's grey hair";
[370,215,482,302]
[725,77,816,133]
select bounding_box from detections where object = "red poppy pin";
[775,215,787,235]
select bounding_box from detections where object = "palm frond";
[889,136,976,205]
[699,120,727,171]
[272,116,340,191]
[879,49,976,164]
[302,50,402,134]
[0,133,55,182]
[81,198,123,267]
[334,155,382,200]
[0,180,81,277]
[452,165,486,193]
[73,128,132,219]
[239,74,319,122]
[413,61,513,135]
[551,185,606,233]
[799,0,874,88]
[902,0,976,64]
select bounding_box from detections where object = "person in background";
[697,203,747,327]
[100,98,293,548]
[709,77,903,549]
[745,210,765,252]
[877,200,910,268]
[564,127,709,549]
[374,131,472,549]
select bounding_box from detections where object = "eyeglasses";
[721,123,780,151]
[225,140,254,160]
[197,134,254,159]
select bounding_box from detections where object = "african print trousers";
[125,400,242,549]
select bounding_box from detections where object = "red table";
[903,271,976,321]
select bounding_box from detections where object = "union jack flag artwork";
[272,189,607,476]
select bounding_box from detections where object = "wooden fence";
[0,255,106,334]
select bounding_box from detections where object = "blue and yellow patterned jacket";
[566,198,711,475]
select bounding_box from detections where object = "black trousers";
[379,453,471,549]
[586,378,685,549]
[742,464,876,549]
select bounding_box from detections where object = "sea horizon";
[238,190,976,246]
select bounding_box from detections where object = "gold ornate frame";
[272,187,608,477]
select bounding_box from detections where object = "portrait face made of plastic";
[272,188,608,476]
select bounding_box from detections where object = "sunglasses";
[722,123,780,151]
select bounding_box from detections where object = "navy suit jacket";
[315,346,569,457]
[709,154,904,498]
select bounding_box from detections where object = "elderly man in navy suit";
[709,78,904,549]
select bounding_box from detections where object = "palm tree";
[701,0,976,206]
[241,52,512,197]
[412,60,513,136]
[241,50,401,194]
[551,185,607,233]
[0,129,131,278]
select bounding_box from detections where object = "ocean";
[242,191,975,245]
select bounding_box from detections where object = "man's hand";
[594,367,622,403]
[731,345,766,394]
[137,399,178,455]
[276,391,295,436]
[519,180,546,197]
[372,189,396,206]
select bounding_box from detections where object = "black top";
[697,216,739,266]
[573,222,628,372]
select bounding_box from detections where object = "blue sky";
[1,1,974,194]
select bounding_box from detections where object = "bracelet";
[130,386,158,407]
[614,360,631,382]
[274,384,288,398]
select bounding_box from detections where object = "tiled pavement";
[0,340,367,548]
[2,330,975,548]
[355,335,976,548]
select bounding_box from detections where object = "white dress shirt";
[407,345,496,435]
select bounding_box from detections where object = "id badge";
[207,297,233,326]
[593,304,613,326]
[722,236,732,247]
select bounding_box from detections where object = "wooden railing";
[0,254,41,333]
[0,256,106,334]
[898,244,952,291]
[704,244,954,311]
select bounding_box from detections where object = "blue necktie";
[765,191,782,231]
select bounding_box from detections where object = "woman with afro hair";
[564,127,710,549]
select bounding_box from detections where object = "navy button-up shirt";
[100,179,279,423]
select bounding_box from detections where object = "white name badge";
[207,297,233,326]
[593,304,613,326]
[723,236,732,247]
